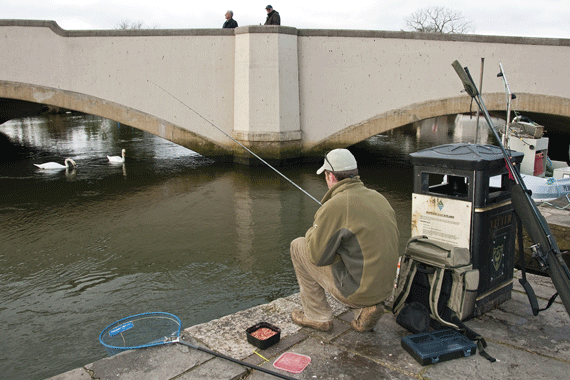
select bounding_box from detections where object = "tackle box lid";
[401,329,477,366]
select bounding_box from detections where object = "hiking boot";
[291,310,333,332]
[351,303,384,332]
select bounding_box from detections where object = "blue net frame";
[99,312,182,356]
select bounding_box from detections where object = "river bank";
[48,269,569,380]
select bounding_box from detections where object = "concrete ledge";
[1,19,569,46]
[235,25,299,36]
[47,271,570,380]
[232,131,302,143]
[0,19,235,37]
[520,199,570,271]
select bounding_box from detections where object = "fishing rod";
[148,79,322,206]
[452,60,570,317]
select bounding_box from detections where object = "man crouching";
[290,148,400,332]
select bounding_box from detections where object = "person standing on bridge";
[289,149,400,332]
[264,5,280,25]
[223,10,238,28]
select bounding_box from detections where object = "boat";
[492,63,570,203]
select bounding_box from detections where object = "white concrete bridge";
[1,20,569,162]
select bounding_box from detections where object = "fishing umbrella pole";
[452,60,570,317]
[149,80,322,206]
[497,62,516,147]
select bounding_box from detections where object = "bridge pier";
[232,27,302,164]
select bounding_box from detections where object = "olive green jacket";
[305,177,400,306]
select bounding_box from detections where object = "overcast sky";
[3,0,570,38]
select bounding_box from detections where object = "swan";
[107,149,126,163]
[34,158,77,170]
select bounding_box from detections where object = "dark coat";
[264,10,280,25]
[223,19,238,28]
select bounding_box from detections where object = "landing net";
[99,312,181,356]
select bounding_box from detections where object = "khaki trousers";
[290,237,364,322]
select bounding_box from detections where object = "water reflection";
[0,112,499,380]
[1,113,325,380]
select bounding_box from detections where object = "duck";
[107,149,126,163]
[34,158,77,170]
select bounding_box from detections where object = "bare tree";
[115,20,146,30]
[405,6,474,34]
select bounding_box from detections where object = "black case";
[401,329,477,366]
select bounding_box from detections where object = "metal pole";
[176,338,297,380]
[498,62,515,148]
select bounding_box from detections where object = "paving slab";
[185,297,302,361]
[45,368,92,380]
[185,293,349,361]
[539,200,570,228]
[250,336,416,380]
[334,312,425,376]
[46,270,570,380]
[424,342,570,380]
[175,357,246,380]
[243,331,309,367]
[465,291,570,362]
[85,336,212,380]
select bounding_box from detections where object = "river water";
[0,113,495,379]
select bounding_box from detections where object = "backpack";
[392,235,495,362]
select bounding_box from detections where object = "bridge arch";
[309,93,570,152]
[0,80,231,157]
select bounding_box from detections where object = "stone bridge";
[1,20,569,162]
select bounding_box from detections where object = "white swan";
[107,149,126,163]
[34,158,77,170]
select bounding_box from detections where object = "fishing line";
[148,80,322,206]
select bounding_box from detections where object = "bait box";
[401,329,477,366]
[246,322,281,349]
[273,352,311,373]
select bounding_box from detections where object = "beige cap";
[316,148,357,175]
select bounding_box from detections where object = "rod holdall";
[393,235,495,362]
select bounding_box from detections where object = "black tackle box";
[401,329,477,365]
